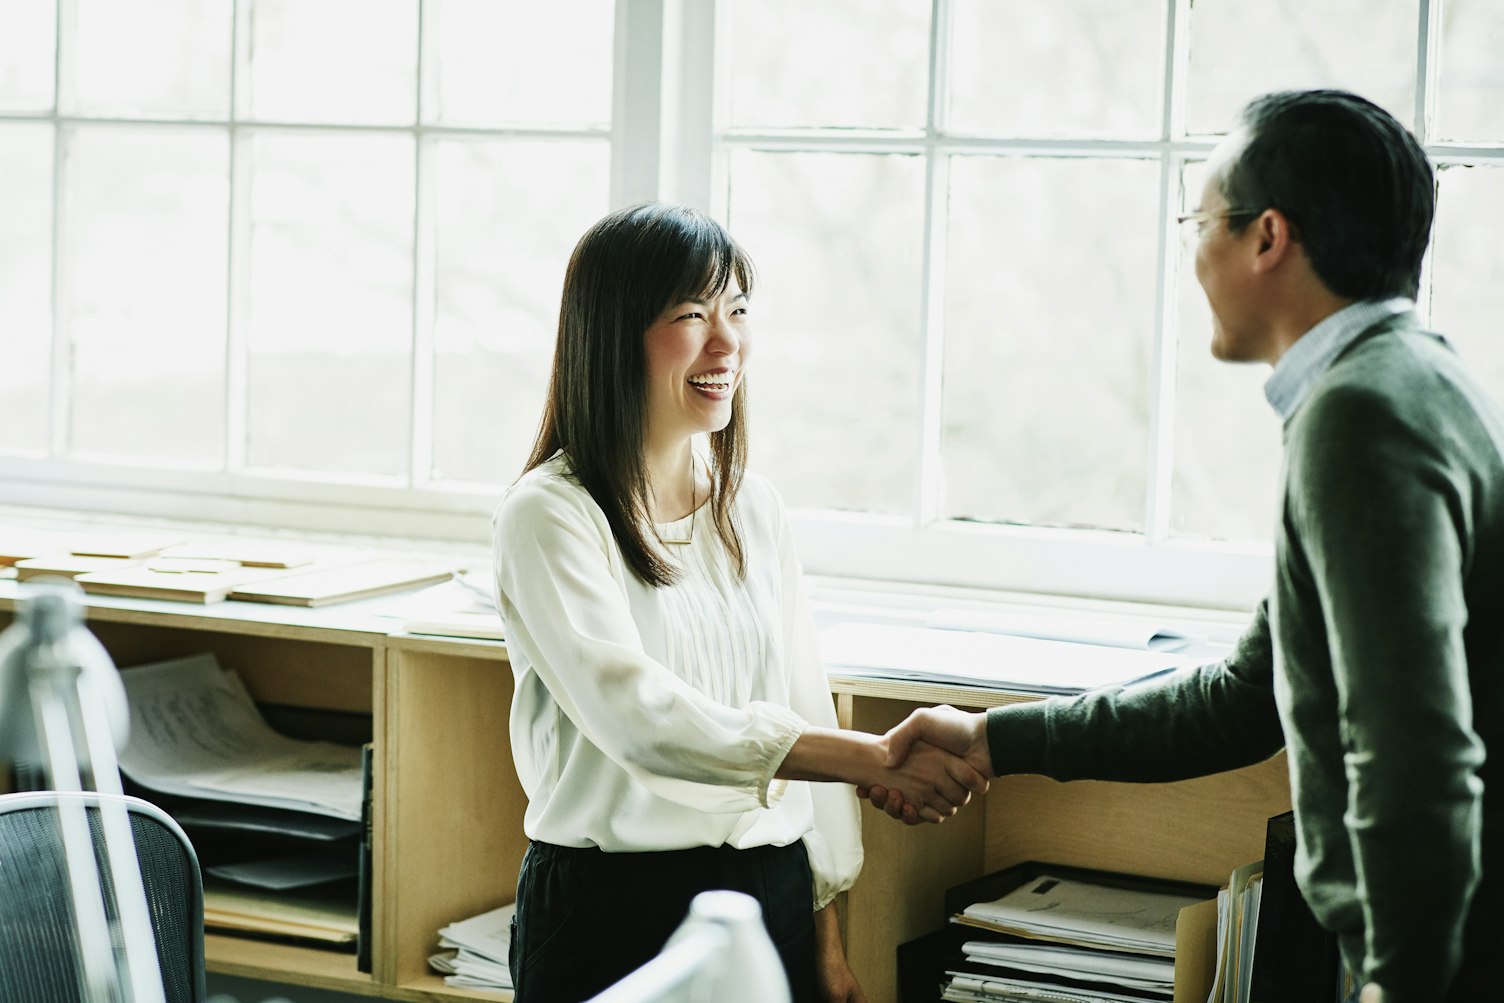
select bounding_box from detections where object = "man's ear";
[1251,208,1298,275]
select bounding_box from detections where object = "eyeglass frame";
[1175,207,1261,232]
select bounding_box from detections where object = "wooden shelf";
[3,584,1291,1003]
[204,934,374,995]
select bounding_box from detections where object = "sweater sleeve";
[494,477,805,813]
[985,601,1284,782]
[1289,385,1483,1002]
[773,484,863,909]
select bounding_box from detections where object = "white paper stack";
[819,623,1190,695]
[118,653,363,820]
[945,875,1208,1002]
[430,902,516,992]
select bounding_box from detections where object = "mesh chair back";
[0,792,206,1003]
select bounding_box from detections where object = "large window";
[0,0,613,508]
[2,0,1502,609]
[717,0,1504,606]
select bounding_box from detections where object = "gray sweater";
[987,316,1504,1001]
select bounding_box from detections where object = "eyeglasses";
[1176,208,1259,233]
[1175,208,1260,250]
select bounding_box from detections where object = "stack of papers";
[118,653,363,821]
[429,903,516,992]
[820,623,1190,695]
[117,652,368,951]
[945,875,1207,1002]
[389,575,503,641]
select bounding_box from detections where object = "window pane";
[1430,165,1504,402]
[424,0,613,127]
[1185,0,1418,134]
[943,156,1158,531]
[0,124,53,454]
[1436,0,1504,142]
[725,0,929,130]
[63,125,229,465]
[948,0,1163,138]
[243,0,417,125]
[1170,163,1281,541]
[246,131,414,476]
[430,138,610,484]
[728,151,925,515]
[67,0,230,119]
[0,0,55,112]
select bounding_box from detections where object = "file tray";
[898,861,1218,1003]
[942,859,1216,918]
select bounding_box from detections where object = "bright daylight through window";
[0,0,1501,607]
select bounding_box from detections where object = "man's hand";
[858,706,993,824]
[864,738,989,824]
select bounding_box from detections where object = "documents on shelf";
[13,555,136,580]
[938,869,1217,1003]
[959,875,1205,957]
[118,652,363,820]
[226,556,459,607]
[928,608,1202,652]
[1208,859,1265,1003]
[157,539,318,569]
[820,622,1191,695]
[962,940,1174,990]
[203,876,358,948]
[164,800,361,841]
[206,846,361,891]
[430,902,516,992]
[76,564,278,603]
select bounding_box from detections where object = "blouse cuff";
[755,704,808,809]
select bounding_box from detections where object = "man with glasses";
[868,90,1504,1003]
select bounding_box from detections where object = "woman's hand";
[814,904,867,1003]
[868,738,989,824]
[775,725,986,824]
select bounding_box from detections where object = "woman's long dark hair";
[523,203,754,587]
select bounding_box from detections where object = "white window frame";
[1,0,1499,612]
[701,0,1498,610]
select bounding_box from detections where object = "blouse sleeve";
[772,486,864,909]
[494,476,806,813]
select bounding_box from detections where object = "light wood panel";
[843,697,987,1003]
[984,754,1292,886]
[380,644,524,989]
[85,620,377,714]
[204,933,374,993]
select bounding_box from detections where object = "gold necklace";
[658,454,697,546]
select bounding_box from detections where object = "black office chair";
[0,790,206,1003]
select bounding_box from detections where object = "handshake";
[858,705,995,826]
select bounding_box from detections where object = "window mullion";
[1144,0,1193,543]
[47,0,71,459]
[409,0,433,489]
[225,0,251,474]
[1413,0,1442,325]
[915,0,952,527]
[611,0,666,206]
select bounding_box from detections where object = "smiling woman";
[488,202,985,1003]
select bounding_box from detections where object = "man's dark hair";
[1221,89,1434,300]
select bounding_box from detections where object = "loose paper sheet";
[118,653,362,820]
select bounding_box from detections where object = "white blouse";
[490,452,863,909]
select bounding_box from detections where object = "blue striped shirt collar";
[1264,297,1415,421]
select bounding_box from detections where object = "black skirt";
[508,840,819,1003]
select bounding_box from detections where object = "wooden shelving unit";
[0,584,1290,1003]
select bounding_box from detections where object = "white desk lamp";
[0,579,167,1003]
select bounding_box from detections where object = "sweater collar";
[1264,297,1415,421]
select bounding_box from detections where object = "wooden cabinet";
[0,587,1290,1003]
